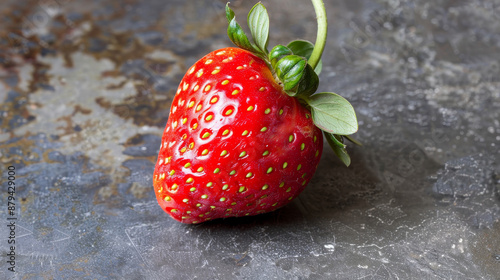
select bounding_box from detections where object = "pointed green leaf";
[275,55,307,93]
[227,19,255,52]
[345,135,362,146]
[325,132,351,167]
[225,3,235,22]
[269,45,292,69]
[287,40,323,75]
[305,92,358,135]
[248,3,269,54]
[226,3,262,55]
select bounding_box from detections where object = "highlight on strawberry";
[153,0,359,224]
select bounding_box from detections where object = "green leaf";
[248,3,269,54]
[305,92,358,135]
[345,135,362,146]
[329,133,346,148]
[295,63,319,98]
[275,55,307,93]
[269,45,292,69]
[225,3,235,22]
[287,40,323,75]
[325,132,351,167]
[225,3,261,55]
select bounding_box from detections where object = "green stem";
[309,0,327,70]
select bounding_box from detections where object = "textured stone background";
[0,0,499,279]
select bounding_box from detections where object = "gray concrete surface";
[0,0,499,279]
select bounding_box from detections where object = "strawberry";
[153,2,359,223]
[154,47,323,223]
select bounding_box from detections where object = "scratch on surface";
[51,229,70,243]
[23,251,57,270]
[366,199,407,225]
[356,264,400,280]
[356,243,395,250]
[17,224,34,238]
[205,238,213,251]
[27,252,56,261]
[125,228,148,267]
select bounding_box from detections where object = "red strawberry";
[153,2,359,223]
[154,47,323,223]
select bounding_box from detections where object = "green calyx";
[225,1,360,166]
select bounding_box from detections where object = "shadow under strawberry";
[187,145,379,229]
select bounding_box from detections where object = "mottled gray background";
[1,0,499,279]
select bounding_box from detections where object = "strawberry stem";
[309,0,327,70]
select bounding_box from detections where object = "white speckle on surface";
[358,265,368,269]
[324,244,335,251]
